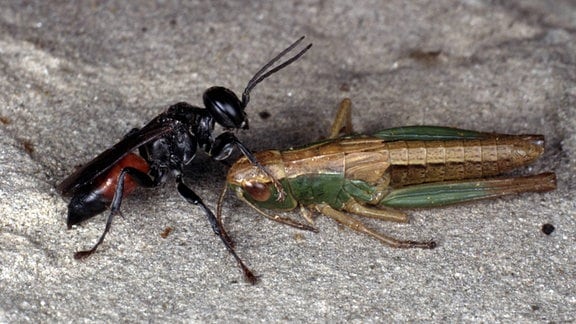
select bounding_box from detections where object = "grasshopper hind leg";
[344,199,409,223]
[328,98,353,138]
[314,203,436,249]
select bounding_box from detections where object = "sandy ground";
[1,1,574,322]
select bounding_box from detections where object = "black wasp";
[57,37,312,283]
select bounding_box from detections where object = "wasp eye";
[243,181,271,202]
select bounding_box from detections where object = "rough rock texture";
[1,1,574,321]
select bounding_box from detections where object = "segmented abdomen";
[386,135,544,186]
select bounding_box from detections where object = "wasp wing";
[57,122,174,196]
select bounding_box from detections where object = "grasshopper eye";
[243,181,271,202]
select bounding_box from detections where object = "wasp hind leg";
[74,167,157,259]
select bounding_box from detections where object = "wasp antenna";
[242,36,312,108]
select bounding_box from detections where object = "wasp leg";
[380,173,557,208]
[314,203,436,249]
[176,177,258,284]
[74,167,157,259]
[328,98,353,139]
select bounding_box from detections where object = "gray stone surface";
[1,1,574,322]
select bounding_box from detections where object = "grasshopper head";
[227,150,298,210]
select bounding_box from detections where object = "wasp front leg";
[176,177,258,284]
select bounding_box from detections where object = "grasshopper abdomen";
[386,135,545,186]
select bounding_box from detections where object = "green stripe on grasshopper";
[381,172,557,208]
[373,126,497,141]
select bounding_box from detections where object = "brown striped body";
[382,135,544,185]
[228,134,545,188]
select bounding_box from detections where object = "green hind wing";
[373,126,495,142]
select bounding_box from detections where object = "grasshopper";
[219,98,557,248]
